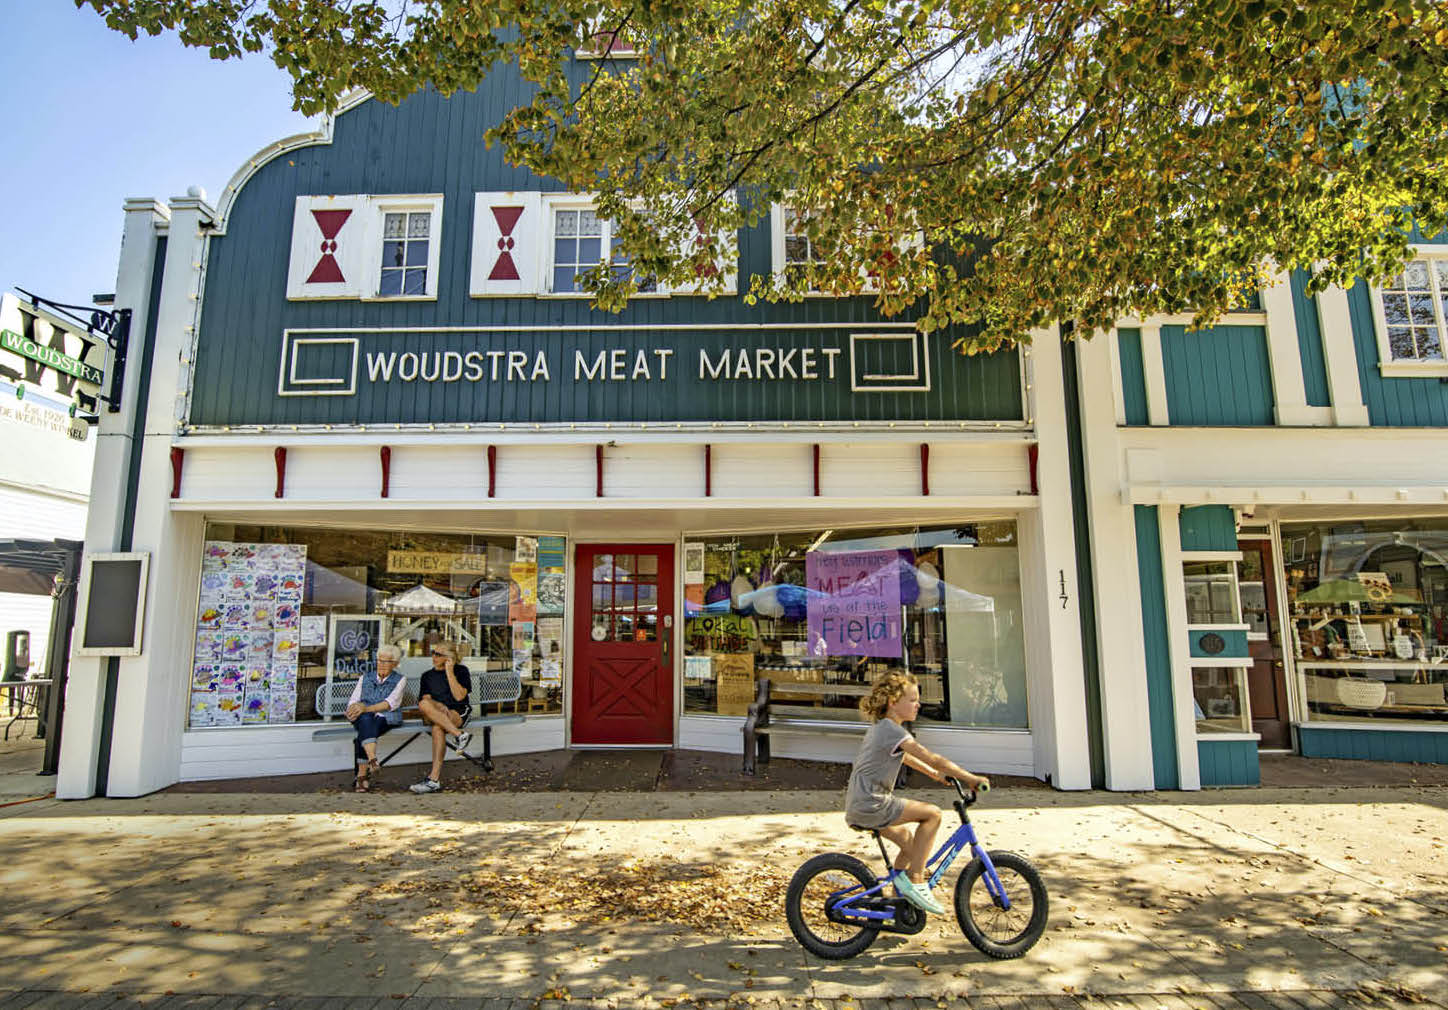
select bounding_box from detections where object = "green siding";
[191,83,1022,428]
[1188,629,1249,659]
[1116,328,1148,425]
[1299,727,1448,764]
[1134,505,1180,790]
[1178,505,1236,551]
[1162,325,1275,426]
[1289,270,1331,408]
[1345,279,1448,427]
[1197,739,1260,786]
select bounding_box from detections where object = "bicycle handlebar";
[944,776,988,802]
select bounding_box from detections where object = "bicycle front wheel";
[785,852,881,960]
[953,850,1048,959]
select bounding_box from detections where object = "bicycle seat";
[847,824,880,835]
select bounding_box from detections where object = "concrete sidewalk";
[1,785,1446,1007]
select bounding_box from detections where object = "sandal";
[354,772,371,793]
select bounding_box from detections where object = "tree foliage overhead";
[81,0,1448,350]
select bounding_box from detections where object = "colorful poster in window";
[509,561,537,622]
[806,549,904,658]
[536,569,566,615]
[189,540,306,728]
[537,536,567,569]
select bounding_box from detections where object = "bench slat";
[769,682,872,697]
[769,703,867,721]
[756,722,867,738]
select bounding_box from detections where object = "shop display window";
[1282,519,1448,723]
[1183,561,1239,625]
[1192,667,1252,734]
[1182,557,1254,734]
[187,524,567,727]
[681,522,1028,729]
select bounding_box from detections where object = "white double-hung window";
[1373,247,1448,375]
[547,200,656,295]
[378,210,434,297]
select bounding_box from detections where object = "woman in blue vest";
[346,643,406,792]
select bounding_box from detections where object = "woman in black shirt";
[408,641,472,793]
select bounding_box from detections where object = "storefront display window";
[1183,561,1239,625]
[188,524,567,727]
[681,522,1028,729]
[1192,667,1252,733]
[1282,519,1448,723]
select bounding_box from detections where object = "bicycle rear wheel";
[953,850,1048,959]
[785,852,881,960]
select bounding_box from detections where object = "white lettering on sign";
[696,347,840,381]
[354,345,859,386]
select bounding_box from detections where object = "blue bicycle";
[785,778,1048,960]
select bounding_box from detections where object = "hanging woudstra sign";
[0,292,107,411]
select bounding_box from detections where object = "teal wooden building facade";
[50,60,1448,799]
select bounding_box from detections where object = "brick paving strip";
[1,992,1445,1010]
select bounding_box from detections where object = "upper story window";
[287,194,443,302]
[547,202,656,295]
[380,211,432,297]
[782,207,823,283]
[1371,247,1448,376]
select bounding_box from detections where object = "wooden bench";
[310,669,524,772]
[742,677,874,774]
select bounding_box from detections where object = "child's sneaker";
[409,777,441,794]
[892,872,945,915]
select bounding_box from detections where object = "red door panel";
[572,544,674,746]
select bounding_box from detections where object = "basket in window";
[1334,677,1387,710]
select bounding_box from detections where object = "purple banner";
[806,549,903,658]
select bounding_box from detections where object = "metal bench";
[742,677,874,774]
[310,668,524,772]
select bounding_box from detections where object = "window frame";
[1370,243,1448,377]
[770,201,923,297]
[361,195,444,302]
[541,194,667,298]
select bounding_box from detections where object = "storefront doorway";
[571,544,675,746]
[1239,537,1291,749]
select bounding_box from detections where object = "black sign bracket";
[14,288,131,415]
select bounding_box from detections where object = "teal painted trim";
[1188,628,1249,659]
[1289,270,1331,408]
[1344,279,1448,427]
[1162,325,1275,426]
[1116,328,1148,425]
[1134,505,1179,790]
[1197,739,1260,786]
[1062,335,1106,788]
[1299,726,1448,764]
[1178,505,1236,551]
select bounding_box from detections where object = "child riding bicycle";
[846,669,990,916]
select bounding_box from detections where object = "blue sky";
[0,3,314,306]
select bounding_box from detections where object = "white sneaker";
[409,777,441,794]
[893,873,945,915]
[453,730,473,753]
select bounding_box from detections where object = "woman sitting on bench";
[346,644,406,792]
[409,641,472,794]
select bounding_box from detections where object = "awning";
[0,539,82,596]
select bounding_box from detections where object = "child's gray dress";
[845,718,912,829]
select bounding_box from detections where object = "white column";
[1138,324,1170,425]
[1156,505,1201,790]
[1261,271,1328,426]
[1018,330,1091,789]
[103,191,216,797]
[56,199,170,801]
[1074,333,1156,789]
[1314,283,1371,427]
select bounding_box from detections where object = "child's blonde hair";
[860,669,918,721]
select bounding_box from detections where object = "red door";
[571,544,674,746]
